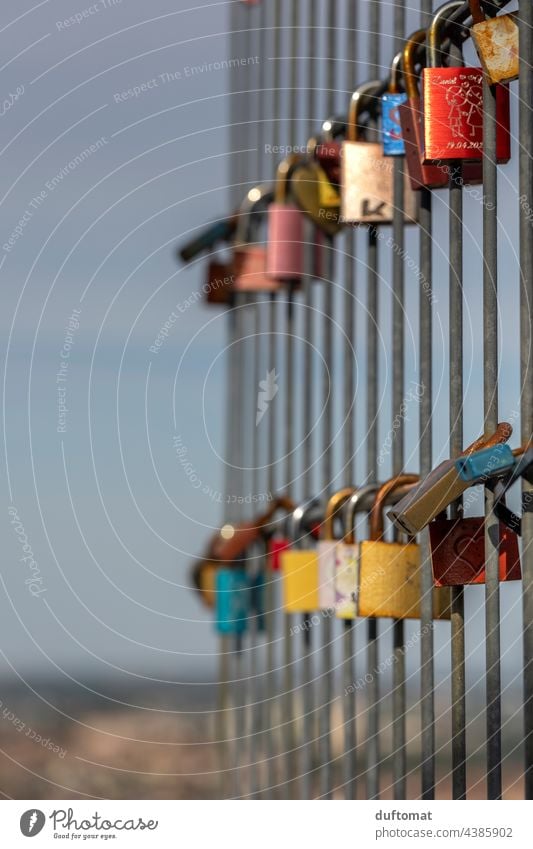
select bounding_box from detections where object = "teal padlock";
[215,568,249,635]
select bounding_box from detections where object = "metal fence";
[212,0,532,801]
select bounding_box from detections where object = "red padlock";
[421,0,511,164]
[266,155,306,283]
[429,516,521,587]
[399,29,450,190]
[233,185,282,292]
[268,537,291,571]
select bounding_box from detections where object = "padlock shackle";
[403,29,427,102]
[388,50,404,94]
[461,421,513,456]
[321,116,346,141]
[370,474,420,541]
[344,483,382,544]
[347,79,386,143]
[274,154,304,205]
[428,1,465,68]
[288,498,322,549]
[322,487,357,541]
[235,183,274,245]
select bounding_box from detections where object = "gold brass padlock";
[281,500,321,613]
[357,475,451,620]
[291,141,344,237]
[469,0,518,85]
[388,422,513,536]
[317,487,357,611]
[334,483,381,619]
[341,79,419,225]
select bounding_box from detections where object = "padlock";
[232,185,282,292]
[191,559,217,608]
[267,537,291,571]
[291,148,344,237]
[317,487,357,611]
[455,442,516,482]
[204,259,234,306]
[280,500,321,613]
[429,516,520,586]
[358,476,451,620]
[493,446,533,536]
[341,79,419,224]
[179,214,237,263]
[469,0,518,85]
[388,422,513,536]
[421,0,511,164]
[266,155,306,283]
[205,496,295,564]
[382,51,408,156]
[314,117,346,186]
[266,154,325,281]
[334,484,382,619]
[399,29,451,190]
[215,567,249,635]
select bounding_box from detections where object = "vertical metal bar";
[300,0,318,803]
[365,0,381,803]
[482,74,502,801]
[217,0,245,801]
[317,1,338,800]
[391,0,407,802]
[419,0,435,801]
[519,0,533,801]
[265,292,277,797]
[341,0,358,803]
[283,284,297,800]
[449,158,467,800]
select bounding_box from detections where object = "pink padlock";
[267,156,326,284]
[232,185,281,293]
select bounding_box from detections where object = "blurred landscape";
[0,680,526,799]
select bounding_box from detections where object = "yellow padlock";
[357,475,451,620]
[334,483,381,619]
[317,487,357,611]
[280,500,321,613]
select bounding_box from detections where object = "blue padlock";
[455,443,516,483]
[215,568,249,635]
[382,51,407,156]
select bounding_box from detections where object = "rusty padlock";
[341,79,419,224]
[382,51,408,156]
[399,29,450,189]
[232,185,282,292]
[317,487,356,611]
[204,259,234,305]
[429,514,521,587]
[421,0,511,164]
[388,422,513,536]
[470,0,518,85]
[358,476,451,620]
